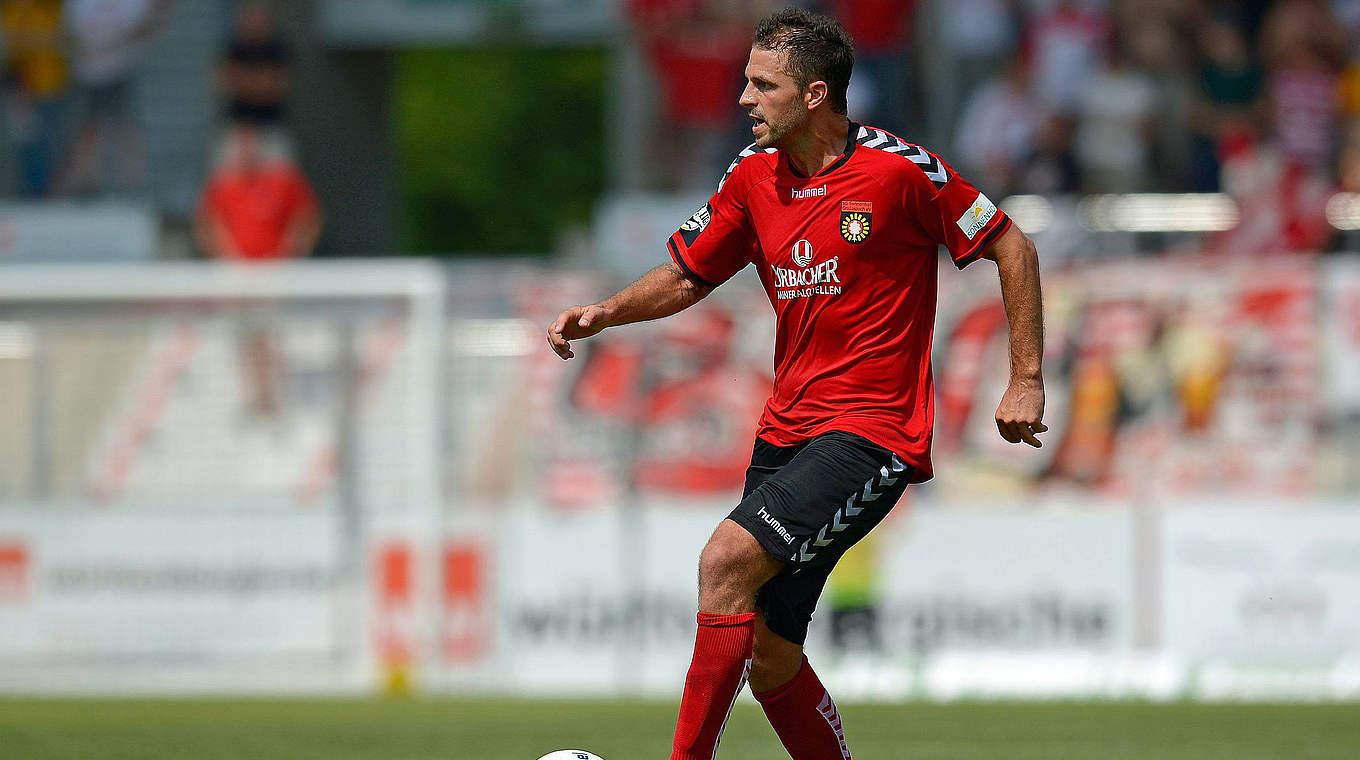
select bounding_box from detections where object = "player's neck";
[781,115,851,177]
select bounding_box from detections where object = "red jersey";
[667,123,1012,481]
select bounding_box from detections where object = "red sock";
[670,611,755,760]
[753,656,851,760]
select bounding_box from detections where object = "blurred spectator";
[836,0,917,132]
[954,54,1040,196]
[1188,18,1264,191]
[1330,0,1360,41]
[1074,43,1157,192]
[1339,124,1360,193]
[1115,0,1198,190]
[1260,0,1346,176]
[219,0,289,131]
[196,125,319,419]
[1336,4,1360,162]
[194,125,319,261]
[0,0,66,197]
[1197,0,1272,45]
[55,0,176,197]
[1018,113,1080,194]
[1340,50,1360,125]
[627,0,760,191]
[1024,0,1110,112]
[1210,143,1332,255]
[1114,0,1196,76]
[929,0,1017,148]
[211,0,299,234]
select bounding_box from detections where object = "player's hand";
[546,304,609,360]
[995,378,1047,447]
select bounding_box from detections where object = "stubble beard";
[756,111,802,150]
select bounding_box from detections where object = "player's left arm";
[982,223,1047,447]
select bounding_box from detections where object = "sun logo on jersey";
[840,200,873,244]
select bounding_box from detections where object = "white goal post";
[0,260,443,694]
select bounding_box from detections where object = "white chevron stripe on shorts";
[797,455,908,563]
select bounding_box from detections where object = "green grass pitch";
[1,698,1356,759]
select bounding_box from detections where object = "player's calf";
[754,655,852,760]
[750,612,805,692]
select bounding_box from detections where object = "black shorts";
[727,430,913,645]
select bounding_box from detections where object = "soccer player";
[547,8,1045,759]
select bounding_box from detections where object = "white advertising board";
[876,509,1136,653]
[459,505,1147,699]
[476,504,718,696]
[0,509,360,693]
[853,508,1142,699]
[1161,505,1360,698]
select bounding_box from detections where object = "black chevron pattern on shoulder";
[716,142,778,193]
[855,125,949,189]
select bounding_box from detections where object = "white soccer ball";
[535,752,605,760]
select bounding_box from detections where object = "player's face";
[740,47,808,149]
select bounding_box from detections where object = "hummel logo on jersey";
[792,185,826,200]
[956,192,997,240]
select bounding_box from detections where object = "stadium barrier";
[434,502,1360,701]
[0,255,1357,699]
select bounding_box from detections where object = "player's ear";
[805,80,828,111]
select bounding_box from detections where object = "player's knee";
[697,539,741,589]
[697,533,763,594]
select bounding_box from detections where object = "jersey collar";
[784,120,859,180]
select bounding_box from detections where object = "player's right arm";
[546,145,766,360]
[546,262,713,360]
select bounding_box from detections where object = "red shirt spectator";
[1260,0,1346,173]
[833,0,915,54]
[628,0,749,129]
[196,127,320,260]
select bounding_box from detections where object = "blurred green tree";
[396,46,605,255]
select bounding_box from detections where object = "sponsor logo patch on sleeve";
[678,203,712,246]
[956,192,997,240]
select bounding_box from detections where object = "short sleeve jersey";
[667,123,1012,481]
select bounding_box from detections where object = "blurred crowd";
[0,0,318,260]
[628,0,1360,252]
[7,0,1360,259]
[1,0,174,198]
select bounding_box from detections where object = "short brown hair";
[752,8,856,115]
